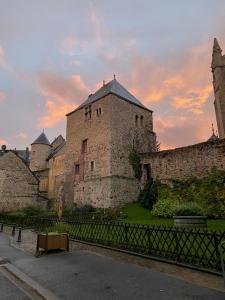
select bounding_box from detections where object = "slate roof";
[67,78,151,116]
[31,132,50,146]
[0,149,30,164]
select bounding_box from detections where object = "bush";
[174,202,204,216]
[129,149,142,180]
[75,204,95,213]
[152,198,179,218]
[138,179,158,209]
[22,205,45,216]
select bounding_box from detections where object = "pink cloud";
[0,92,5,103]
[38,73,89,128]
[129,42,213,114]
[0,138,8,146]
[15,132,28,139]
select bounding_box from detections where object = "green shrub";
[155,169,225,218]
[22,205,45,216]
[138,179,158,209]
[152,198,179,218]
[129,149,142,180]
[174,202,204,216]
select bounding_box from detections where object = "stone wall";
[30,143,51,172]
[65,95,112,207]
[48,151,65,199]
[141,139,225,183]
[64,93,156,208]
[0,151,39,212]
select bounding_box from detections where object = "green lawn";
[121,202,225,231]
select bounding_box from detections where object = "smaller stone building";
[0,150,39,212]
[30,132,65,201]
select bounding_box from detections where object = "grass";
[121,202,225,231]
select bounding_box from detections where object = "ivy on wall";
[129,149,142,180]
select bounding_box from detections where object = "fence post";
[0,223,3,232]
[147,227,151,255]
[214,232,221,270]
[175,227,180,261]
[124,224,128,248]
[12,224,16,236]
[17,227,22,243]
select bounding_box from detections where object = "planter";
[173,216,207,228]
[36,233,69,255]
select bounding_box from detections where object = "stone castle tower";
[30,132,51,172]
[212,38,225,138]
[64,77,156,208]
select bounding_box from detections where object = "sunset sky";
[0,0,225,150]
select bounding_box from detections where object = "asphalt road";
[0,233,225,300]
[0,272,30,300]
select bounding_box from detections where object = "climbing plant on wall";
[129,149,142,180]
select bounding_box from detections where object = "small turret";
[30,131,51,171]
[208,123,219,142]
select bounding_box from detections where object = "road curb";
[0,257,60,300]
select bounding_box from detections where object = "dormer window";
[85,105,92,120]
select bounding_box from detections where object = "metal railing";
[1,215,225,273]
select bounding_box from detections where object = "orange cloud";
[38,73,89,128]
[129,41,213,115]
[154,112,215,150]
[0,138,8,146]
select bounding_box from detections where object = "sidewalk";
[0,231,225,300]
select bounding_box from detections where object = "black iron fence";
[0,214,225,273]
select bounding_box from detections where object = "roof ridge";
[67,78,151,116]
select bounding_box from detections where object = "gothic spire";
[211,38,224,69]
[213,38,222,53]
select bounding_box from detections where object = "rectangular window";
[75,164,80,174]
[135,115,138,126]
[144,164,151,180]
[96,108,102,116]
[84,105,92,120]
[91,161,94,171]
[82,139,88,153]
[140,116,143,126]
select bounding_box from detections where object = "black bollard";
[0,223,3,232]
[17,228,22,243]
[12,225,16,236]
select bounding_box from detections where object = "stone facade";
[64,81,156,208]
[29,133,65,202]
[141,139,225,183]
[30,143,51,172]
[0,151,39,212]
[48,147,65,199]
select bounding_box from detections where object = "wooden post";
[17,228,22,243]
[12,225,16,236]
